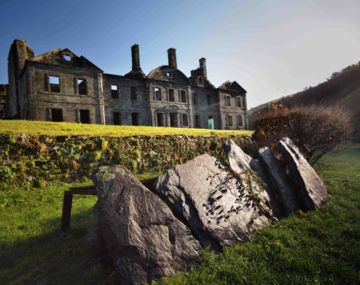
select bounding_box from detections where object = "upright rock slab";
[93,165,202,284]
[222,139,276,217]
[153,154,272,250]
[258,147,299,215]
[279,137,329,210]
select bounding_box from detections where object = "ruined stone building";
[0,84,8,119]
[6,39,247,129]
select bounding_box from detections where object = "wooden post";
[61,191,73,232]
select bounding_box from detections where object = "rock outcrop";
[153,153,272,250]
[92,165,202,285]
[278,137,329,210]
[92,137,329,284]
[258,146,299,215]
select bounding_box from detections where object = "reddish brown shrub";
[253,105,352,164]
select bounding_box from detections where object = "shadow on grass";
[0,208,115,285]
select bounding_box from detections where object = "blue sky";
[0,0,359,107]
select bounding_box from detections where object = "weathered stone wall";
[29,63,102,123]
[192,87,221,129]
[148,80,192,127]
[218,89,247,129]
[0,85,8,119]
[0,134,253,186]
[103,74,150,125]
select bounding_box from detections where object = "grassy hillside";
[0,145,359,284]
[248,62,360,136]
[0,120,252,137]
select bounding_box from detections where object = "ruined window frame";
[193,93,198,106]
[225,95,231,107]
[195,114,201,128]
[79,109,91,123]
[166,72,173,80]
[180,89,187,103]
[154,87,162,101]
[113,111,121,125]
[47,75,60,93]
[168,89,175,102]
[63,54,72,62]
[156,112,165,127]
[236,96,242,107]
[76,78,88,96]
[169,112,178,127]
[237,114,243,127]
[111,84,119,99]
[198,76,204,86]
[226,115,233,127]
[50,108,63,122]
[131,112,140,125]
[207,94,212,106]
[181,113,189,127]
[130,87,138,101]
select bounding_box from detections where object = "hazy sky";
[0,0,359,108]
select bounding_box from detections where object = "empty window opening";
[166,72,172,79]
[111,85,119,99]
[237,115,243,127]
[236,96,242,107]
[198,76,204,85]
[154,87,161,101]
[226,115,233,127]
[49,76,60,93]
[225,95,231,106]
[63,54,72,62]
[193,93,198,106]
[130,87,137,101]
[51,108,63,122]
[168,89,175,102]
[79,109,90,123]
[170,113,178,127]
[157,113,165,127]
[195,115,201,128]
[207,95,212,106]
[180,90,187,103]
[77,79,87,95]
[182,114,189,127]
[132,113,139,125]
[113,112,121,125]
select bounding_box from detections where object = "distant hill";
[248,62,360,138]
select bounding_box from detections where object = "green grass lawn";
[0,146,359,284]
[0,120,252,137]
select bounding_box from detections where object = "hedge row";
[0,134,253,187]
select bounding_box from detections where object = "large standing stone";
[258,147,299,215]
[222,139,276,217]
[278,137,329,210]
[153,154,272,250]
[92,165,202,285]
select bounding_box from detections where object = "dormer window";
[198,76,204,85]
[63,54,72,62]
[166,72,172,80]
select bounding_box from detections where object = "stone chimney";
[131,44,141,72]
[167,48,177,69]
[199,58,207,79]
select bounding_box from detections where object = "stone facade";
[0,84,8,119]
[6,39,248,129]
